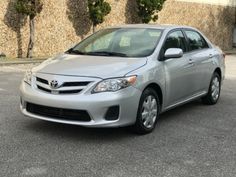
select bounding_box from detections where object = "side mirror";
[164,48,183,59]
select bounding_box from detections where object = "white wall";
[176,0,236,7]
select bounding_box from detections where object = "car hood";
[33,54,147,78]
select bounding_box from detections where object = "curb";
[0,59,45,66]
[224,49,236,55]
[225,52,236,55]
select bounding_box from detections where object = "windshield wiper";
[86,51,127,57]
[66,49,86,55]
[66,49,128,57]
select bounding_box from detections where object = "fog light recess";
[104,106,120,121]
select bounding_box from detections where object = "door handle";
[189,59,195,64]
[209,54,213,58]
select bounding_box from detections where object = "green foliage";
[15,0,43,18]
[136,0,166,23]
[88,0,111,27]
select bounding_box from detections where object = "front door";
[161,30,196,107]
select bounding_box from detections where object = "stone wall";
[0,0,235,58]
[0,0,139,57]
[176,0,236,7]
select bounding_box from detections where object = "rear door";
[183,29,213,92]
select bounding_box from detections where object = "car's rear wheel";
[202,72,221,105]
[132,88,160,134]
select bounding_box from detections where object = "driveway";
[0,55,236,177]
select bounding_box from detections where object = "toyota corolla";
[20,25,225,134]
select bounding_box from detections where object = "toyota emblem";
[50,80,59,89]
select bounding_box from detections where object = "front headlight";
[92,76,137,93]
[24,70,32,85]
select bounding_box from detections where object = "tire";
[132,88,160,134]
[202,72,221,105]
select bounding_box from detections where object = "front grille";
[35,77,92,95]
[59,90,82,94]
[37,85,51,93]
[26,102,91,121]
[36,77,48,84]
[37,85,82,94]
[62,82,90,87]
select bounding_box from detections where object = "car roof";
[107,24,197,31]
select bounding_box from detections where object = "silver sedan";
[20,25,225,134]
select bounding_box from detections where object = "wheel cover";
[211,77,220,101]
[141,95,158,129]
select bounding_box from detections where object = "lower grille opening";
[104,106,120,121]
[26,102,91,122]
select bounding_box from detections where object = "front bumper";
[20,81,142,127]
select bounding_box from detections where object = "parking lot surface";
[0,56,236,177]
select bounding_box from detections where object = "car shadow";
[24,119,136,142]
[159,99,203,122]
[23,100,203,141]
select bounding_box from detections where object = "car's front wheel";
[202,72,221,105]
[133,88,160,134]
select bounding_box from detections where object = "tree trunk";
[16,27,23,58]
[16,15,23,58]
[27,16,35,58]
[92,24,96,33]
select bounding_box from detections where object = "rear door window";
[185,30,209,51]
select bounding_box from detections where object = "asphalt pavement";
[0,56,236,177]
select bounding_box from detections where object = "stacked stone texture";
[158,0,236,50]
[0,0,235,57]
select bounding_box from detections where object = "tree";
[4,0,27,58]
[136,0,166,24]
[15,0,43,58]
[88,0,111,33]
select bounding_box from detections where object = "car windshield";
[67,28,163,58]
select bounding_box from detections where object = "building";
[0,0,235,57]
